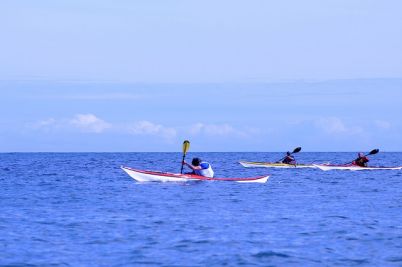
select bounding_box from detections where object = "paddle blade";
[292,147,302,154]
[182,140,190,155]
[368,149,379,155]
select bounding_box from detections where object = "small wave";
[0,263,41,267]
[345,236,359,240]
[325,215,349,219]
[387,256,402,262]
[41,173,58,176]
[339,258,370,265]
[253,250,290,258]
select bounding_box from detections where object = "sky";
[0,1,401,151]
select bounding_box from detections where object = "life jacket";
[194,161,214,178]
[353,156,369,167]
[282,156,295,164]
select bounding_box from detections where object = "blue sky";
[0,1,401,151]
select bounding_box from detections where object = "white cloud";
[61,93,144,100]
[129,120,177,140]
[189,123,256,137]
[30,116,176,138]
[32,118,56,128]
[30,114,111,133]
[28,118,59,133]
[69,114,111,133]
[189,123,235,136]
[189,123,205,135]
[314,117,363,135]
[30,116,258,141]
[374,120,391,130]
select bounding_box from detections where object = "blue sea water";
[1,152,402,266]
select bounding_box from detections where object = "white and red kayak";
[313,164,402,171]
[121,166,269,183]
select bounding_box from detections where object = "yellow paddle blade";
[182,140,190,155]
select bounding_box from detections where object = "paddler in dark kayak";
[352,152,369,167]
[182,157,215,178]
[281,151,296,165]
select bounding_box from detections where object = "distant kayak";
[313,164,402,171]
[239,161,315,169]
[121,166,270,183]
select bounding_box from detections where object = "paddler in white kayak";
[182,157,215,178]
[352,152,369,167]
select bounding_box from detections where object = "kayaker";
[182,157,214,178]
[352,152,369,167]
[281,152,296,165]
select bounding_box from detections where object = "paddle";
[180,140,190,174]
[367,148,379,156]
[277,147,302,163]
[346,149,379,164]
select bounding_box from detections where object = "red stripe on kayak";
[317,164,402,169]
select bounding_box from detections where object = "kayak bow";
[313,164,402,171]
[239,161,315,169]
[121,166,270,183]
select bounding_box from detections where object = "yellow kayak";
[239,161,316,168]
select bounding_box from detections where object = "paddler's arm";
[182,161,201,170]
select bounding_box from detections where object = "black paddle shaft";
[180,154,186,174]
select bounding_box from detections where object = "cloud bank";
[30,115,254,141]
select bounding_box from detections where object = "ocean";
[1,152,402,266]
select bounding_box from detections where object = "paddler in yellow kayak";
[281,151,296,165]
[275,147,301,165]
[182,157,215,178]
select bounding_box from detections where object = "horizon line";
[1,76,402,85]
[0,151,400,153]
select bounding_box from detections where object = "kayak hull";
[313,164,402,171]
[239,161,315,168]
[121,166,269,183]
